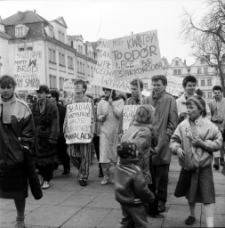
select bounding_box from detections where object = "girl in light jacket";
[170,95,222,228]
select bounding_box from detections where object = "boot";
[220,157,224,166]
[213,158,219,170]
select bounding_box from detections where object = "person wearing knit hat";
[114,140,155,228]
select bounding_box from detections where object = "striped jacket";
[114,161,155,205]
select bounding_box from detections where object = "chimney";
[184,59,186,65]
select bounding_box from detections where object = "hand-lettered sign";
[166,76,183,96]
[63,79,75,101]
[65,102,92,144]
[111,31,163,81]
[123,105,140,133]
[14,51,41,90]
[92,39,131,93]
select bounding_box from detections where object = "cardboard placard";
[65,102,92,144]
[167,76,183,96]
[123,105,140,133]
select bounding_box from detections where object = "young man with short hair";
[126,79,144,105]
[176,75,211,123]
[208,85,225,169]
[64,79,94,186]
[143,75,178,213]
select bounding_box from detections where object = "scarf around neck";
[0,94,16,124]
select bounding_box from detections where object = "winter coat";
[121,123,155,184]
[0,95,35,168]
[31,98,59,165]
[170,116,222,166]
[114,160,155,205]
[143,91,178,165]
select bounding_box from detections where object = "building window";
[58,31,65,43]
[68,56,73,69]
[49,49,56,63]
[18,48,24,52]
[49,27,54,37]
[59,77,64,90]
[16,27,23,37]
[200,59,204,64]
[59,52,65,66]
[77,61,79,72]
[26,47,33,51]
[175,61,179,66]
[49,75,57,89]
[173,69,177,75]
[208,92,212,99]
[178,69,181,75]
[143,83,148,90]
[197,68,201,74]
[207,79,212,86]
[203,92,205,98]
[204,67,208,74]
[87,65,90,76]
[83,63,85,74]
[201,80,205,86]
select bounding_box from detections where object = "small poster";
[123,105,139,133]
[65,102,92,144]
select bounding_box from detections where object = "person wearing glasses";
[97,87,124,185]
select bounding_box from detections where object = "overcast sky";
[0,0,208,65]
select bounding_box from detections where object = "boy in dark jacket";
[115,141,155,228]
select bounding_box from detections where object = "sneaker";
[14,221,25,228]
[158,202,166,213]
[101,176,111,185]
[110,179,115,184]
[42,181,50,189]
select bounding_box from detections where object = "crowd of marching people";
[0,74,225,228]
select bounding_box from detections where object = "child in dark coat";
[114,141,155,228]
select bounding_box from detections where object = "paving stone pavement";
[0,156,225,228]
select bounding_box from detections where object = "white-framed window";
[207,79,212,86]
[49,75,57,89]
[208,92,212,99]
[77,60,79,72]
[204,67,208,74]
[175,61,179,66]
[18,48,24,52]
[16,27,24,37]
[203,92,206,98]
[59,77,64,90]
[59,52,65,66]
[49,27,54,37]
[197,68,201,74]
[201,80,205,86]
[68,56,73,69]
[83,63,85,74]
[178,69,181,75]
[49,49,56,63]
[143,83,148,90]
[201,59,204,64]
[58,31,65,43]
[173,69,177,75]
[87,65,90,76]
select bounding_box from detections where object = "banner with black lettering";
[123,105,139,133]
[14,51,41,90]
[65,102,92,144]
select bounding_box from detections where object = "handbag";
[23,147,43,200]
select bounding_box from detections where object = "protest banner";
[166,76,183,96]
[110,30,163,81]
[63,79,75,100]
[123,105,139,133]
[14,51,41,90]
[65,102,92,144]
[91,38,131,93]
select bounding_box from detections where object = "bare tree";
[180,0,225,95]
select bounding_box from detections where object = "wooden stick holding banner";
[137,77,142,105]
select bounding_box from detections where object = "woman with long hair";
[97,88,124,184]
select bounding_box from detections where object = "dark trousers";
[57,138,70,171]
[93,135,102,172]
[36,163,54,182]
[117,204,148,228]
[153,164,170,203]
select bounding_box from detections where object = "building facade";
[2,11,101,98]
